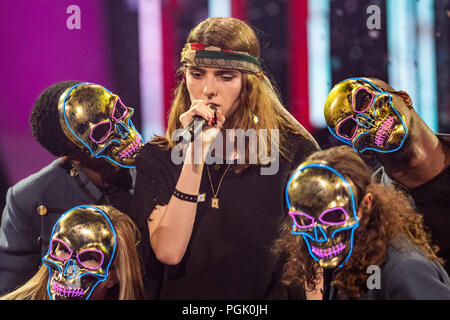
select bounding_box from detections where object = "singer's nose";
[203,84,217,99]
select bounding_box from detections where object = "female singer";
[132,17,319,299]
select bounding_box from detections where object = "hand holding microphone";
[178,100,224,144]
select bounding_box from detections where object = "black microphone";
[178,105,217,144]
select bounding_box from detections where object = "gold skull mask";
[42,205,116,300]
[286,161,359,269]
[58,83,143,168]
[324,78,407,154]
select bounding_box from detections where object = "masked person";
[324,77,450,275]
[131,17,319,299]
[0,205,146,300]
[274,145,450,299]
[0,81,143,294]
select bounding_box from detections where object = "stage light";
[387,0,437,131]
[208,0,231,17]
[138,0,165,141]
[307,0,331,128]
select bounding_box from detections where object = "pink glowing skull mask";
[324,78,407,154]
[286,162,360,269]
[58,83,143,168]
[42,205,116,300]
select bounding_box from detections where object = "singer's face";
[186,67,242,119]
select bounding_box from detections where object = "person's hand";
[179,99,216,128]
[179,100,225,145]
[179,100,225,163]
[200,108,225,147]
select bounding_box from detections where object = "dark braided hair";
[30,81,82,157]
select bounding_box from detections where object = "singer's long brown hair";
[151,17,314,168]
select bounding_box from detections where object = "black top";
[372,134,450,276]
[131,133,318,299]
[405,134,450,275]
[327,238,450,300]
[409,165,450,275]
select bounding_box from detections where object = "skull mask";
[324,77,407,154]
[42,205,116,300]
[58,82,143,168]
[286,161,359,269]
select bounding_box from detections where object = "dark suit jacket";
[327,238,450,300]
[0,158,134,294]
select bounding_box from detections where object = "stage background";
[0,0,448,208]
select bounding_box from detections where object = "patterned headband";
[180,43,262,74]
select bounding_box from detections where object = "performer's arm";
[148,101,223,265]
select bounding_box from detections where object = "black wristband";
[173,188,198,203]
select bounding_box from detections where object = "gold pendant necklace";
[206,163,232,209]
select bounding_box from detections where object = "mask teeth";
[52,281,84,298]
[119,134,141,159]
[312,242,346,259]
[375,116,395,146]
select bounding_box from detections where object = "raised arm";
[148,101,224,265]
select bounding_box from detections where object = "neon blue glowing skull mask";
[58,82,143,168]
[286,162,359,269]
[42,205,117,300]
[325,77,408,154]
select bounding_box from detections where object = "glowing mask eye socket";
[50,239,72,261]
[352,87,375,113]
[319,207,349,226]
[90,121,112,143]
[336,116,358,140]
[289,211,315,229]
[112,98,128,121]
[373,93,391,110]
[77,249,105,270]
